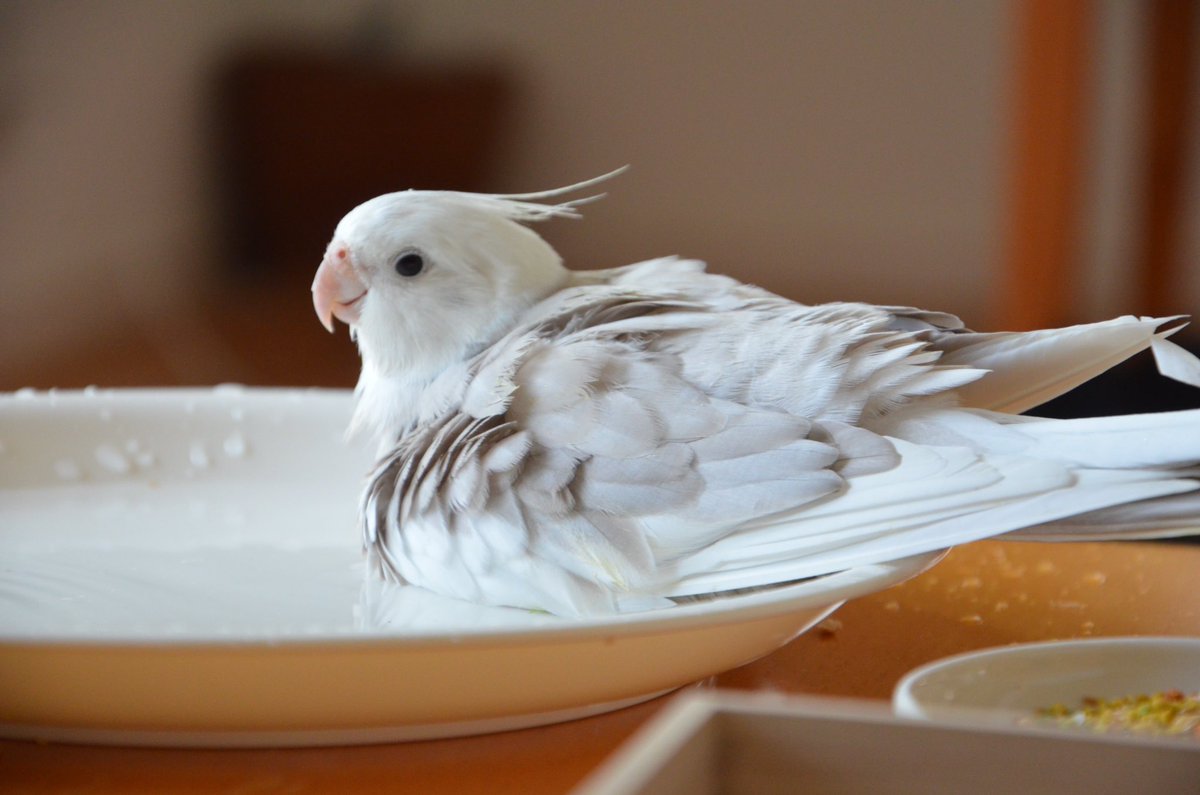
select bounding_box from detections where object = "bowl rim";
[893,635,1200,719]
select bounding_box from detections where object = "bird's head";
[313,171,622,387]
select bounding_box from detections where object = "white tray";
[577,691,1200,794]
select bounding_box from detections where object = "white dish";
[0,387,938,747]
[893,637,1200,731]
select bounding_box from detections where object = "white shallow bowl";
[0,388,939,747]
[894,637,1200,730]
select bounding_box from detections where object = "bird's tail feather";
[880,407,1200,541]
[1000,408,1200,469]
[935,316,1200,414]
[1006,488,1200,540]
[664,468,1193,597]
[663,449,1195,596]
[880,406,1200,470]
[664,406,1200,597]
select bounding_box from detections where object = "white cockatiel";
[312,172,1200,617]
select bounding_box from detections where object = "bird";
[311,170,1200,617]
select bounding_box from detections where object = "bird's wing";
[361,273,1200,614]
[362,290,867,613]
[358,285,1071,614]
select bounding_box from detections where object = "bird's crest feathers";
[472,166,629,223]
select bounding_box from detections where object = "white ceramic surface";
[0,388,938,746]
[893,637,1200,729]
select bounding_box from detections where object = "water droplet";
[882,599,900,612]
[134,450,157,469]
[222,432,247,459]
[54,459,82,480]
[94,444,131,474]
[14,387,36,399]
[82,385,99,396]
[960,576,982,589]
[188,441,210,469]
[124,438,141,453]
[1034,560,1058,575]
[959,613,983,625]
[993,600,1009,612]
[230,406,245,422]
[1082,571,1106,586]
[214,383,245,397]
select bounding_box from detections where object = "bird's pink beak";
[312,246,368,333]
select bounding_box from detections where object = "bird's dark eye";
[394,252,425,277]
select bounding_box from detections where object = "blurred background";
[1,0,1198,414]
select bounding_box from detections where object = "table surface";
[2,538,1197,794]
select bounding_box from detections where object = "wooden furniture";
[1002,0,1197,330]
[215,49,510,282]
